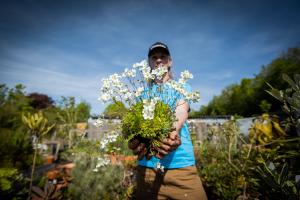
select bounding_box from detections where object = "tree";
[198,46,300,117]
[27,93,54,109]
[56,97,91,147]
[76,101,91,122]
[0,84,35,170]
[103,101,127,119]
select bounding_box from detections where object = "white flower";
[94,118,104,127]
[179,70,193,84]
[155,162,165,172]
[100,132,120,149]
[185,91,200,102]
[151,67,168,80]
[99,93,111,102]
[178,79,185,84]
[142,99,157,120]
[133,60,147,69]
[167,80,186,95]
[120,88,129,94]
[141,66,155,80]
[101,78,110,91]
[124,92,133,101]
[109,73,122,87]
[93,157,110,172]
[135,87,144,97]
[153,97,160,103]
[123,68,136,78]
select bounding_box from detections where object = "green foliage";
[188,109,202,118]
[198,47,300,116]
[0,84,95,199]
[266,73,300,136]
[61,138,102,159]
[0,84,33,129]
[0,167,28,199]
[0,84,35,169]
[58,138,131,200]
[105,135,133,156]
[57,96,77,127]
[199,78,256,116]
[66,152,126,200]
[31,182,63,200]
[0,168,19,191]
[0,128,34,169]
[255,144,300,199]
[248,114,286,144]
[42,106,62,126]
[259,100,271,113]
[57,96,90,147]
[122,101,175,151]
[76,101,91,122]
[198,120,259,199]
[22,111,56,199]
[253,73,300,199]
[198,73,300,199]
[198,119,300,199]
[103,101,128,119]
[22,112,55,138]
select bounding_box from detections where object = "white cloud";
[0,47,109,114]
[237,30,299,59]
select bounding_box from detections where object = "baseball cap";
[148,42,170,57]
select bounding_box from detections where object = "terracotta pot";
[45,155,55,164]
[47,169,60,180]
[125,156,136,162]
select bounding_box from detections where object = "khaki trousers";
[136,165,207,200]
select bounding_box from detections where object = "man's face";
[149,50,172,69]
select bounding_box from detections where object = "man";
[128,42,207,200]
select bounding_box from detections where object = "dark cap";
[148,42,170,57]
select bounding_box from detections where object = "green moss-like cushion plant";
[122,100,175,154]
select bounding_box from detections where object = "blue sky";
[1,0,300,114]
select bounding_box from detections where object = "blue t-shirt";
[138,82,195,169]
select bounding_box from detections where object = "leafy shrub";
[66,152,126,200]
[198,120,260,199]
[0,167,28,199]
[197,74,300,199]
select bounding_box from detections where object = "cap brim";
[148,47,170,57]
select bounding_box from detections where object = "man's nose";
[156,58,162,63]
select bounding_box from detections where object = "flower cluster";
[142,97,160,120]
[93,157,110,172]
[100,131,120,149]
[166,80,200,103]
[99,60,200,121]
[99,60,181,106]
[179,70,193,84]
[94,117,104,127]
[98,60,201,166]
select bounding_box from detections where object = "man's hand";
[154,130,181,159]
[128,138,151,160]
